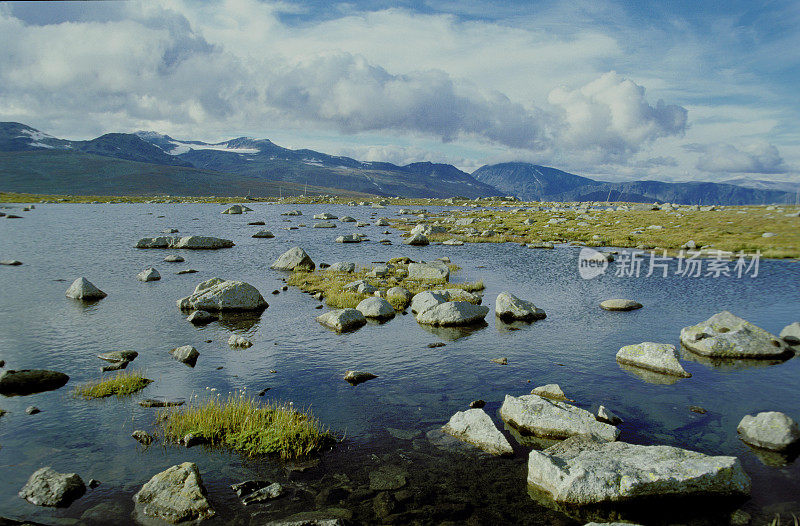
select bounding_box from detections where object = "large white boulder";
[408,262,449,281]
[495,291,546,321]
[415,301,489,327]
[403,232,429,246]
[316,309,366,332]
[19,467,86,507]
[737,411,800,451]
[270,247,315,271]
[780,322,800,345]
[133,462,215,523]
[442,408,513,456]
[65,277,107,300]
[410,290,450,314]
[177,278,267,311]
[527,436,751,505]
[680,311,793,359]
[327,262,356,273]
[500,394,619,442]
[356,297,395,320]
[137,267,161,282]
[615,342,691,378]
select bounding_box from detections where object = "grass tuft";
[158,391,334,458]
[74,370,153,399]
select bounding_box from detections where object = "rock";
[442,238,464,245]
[344,371,378,385]
[177,269,198,275]
[403,232,429,246]
[317,309,366,332]
[386,287,413,309]
[313,213,336,220]
[408,262,449,281]
[0,369,69,396]
[680,311,793,359]
[65,277,107,300]
[527,436,751,505]
[470,400,485,408]
[221,204,252,214]
[283,210,302,216]
[271,247,315,271]
[376,218,390,226]
[737,411,800,451]
[98,350,138,363]
[342,279,378,295]
[19,467,86,507]
[492,357,508,365]
[248,221,266,225]
[327,262,356,273]
[136,236,234,249]
[177,277,268,311]
[313,222,336,228]
[527,241,554,249]
[26,405,41,415]
[186,310,218,325]
[410,291,450,314]
[436,288,481,304]
[368,264,390,277]
[231,480,284,505]
[228,335,253,348]
[780,322,800,344]
[139,399,185,408]
[369,466,407,491]
[133,462,215,523]
[495,291,546,321]
[0,259,22,265]
[356,297,395,320]
[600,299,642,311]
[442,408,514,456]
[415,301,490,326]
[339,216,356,222]
[500,394,619,442]
[616,342,691,378]
[164,254,185,262]
[252,230,275,238]
[690,405,707,414]
[170,345,199,366]
[137,267,161,282]
[132,430,154,445]
[88,479,101,489]
[596,405,623,425]
[162,228,179,233]
[335,234,361,243]
[530,384,568,401]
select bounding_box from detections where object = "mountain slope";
[472,162,595,200]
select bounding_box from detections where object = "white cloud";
[685,142,788,174]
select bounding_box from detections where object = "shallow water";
[1,203,799,525]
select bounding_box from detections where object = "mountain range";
[1,122,797,205]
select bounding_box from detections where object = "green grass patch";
[74,371,153,399]
[158,392,334,458]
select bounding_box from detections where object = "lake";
[1,202,799,525]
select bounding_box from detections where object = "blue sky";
[1,0,798,182]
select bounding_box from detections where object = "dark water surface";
[1,203,799,525]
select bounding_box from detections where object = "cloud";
[685,142,788,174]
[547,72,688,162]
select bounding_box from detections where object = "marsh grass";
[74,370,153,399]
[770,514,800,526]
[158,391,334,458]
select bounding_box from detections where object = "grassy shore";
[158,392,333,458]
[74,371,153,399]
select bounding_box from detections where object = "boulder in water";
[737,411,800,451]
[442,408,513,456]
[616,342,691,378]
[680,311,793,359]
[177,278,267,312]
[317,309,366,333]
[270,247,315,271]
[415,301,489,327]
[0,369,70,396]
[133,462,215,523]
[137,267,161,282]
[495,291,546,321]
[19,467,86,507]
[65,277,107,300]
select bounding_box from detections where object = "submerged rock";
[164,254,185,263]
[132,430,155,445]
[97,350,138,363]
[136,267,161,282]
[136,236,234,249]
[596,405,623,426]
[442,408,513,456]
[600,299,642,311]
[356,297,395,320]
[616,342,691,378]
[780,322,800,345]
[231,480,284,505]
[271,247,315,271]
[252,230,275,238]
[530,384,569,401]
[177,278,267,312]
[170,345,199,366]
[335,234,361,243]
[0,259,22,265]
[228,335,253,348]
[344,371,378,385]
[680,311,793,359]
[527,436,751,505]
[186,310,218,325]
[19,467,86,507]
[317,309,366,333]
[133,462,215,523]
[415,301,489,327]
[500,394,619,442]
[0,369,70,396]
[737,411,800,451]
[495,291,546,321]
[65,277,107,300]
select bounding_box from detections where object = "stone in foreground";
[415,301,489,327]
[680,311,793,359]
[495,291,546,322]
[19,467,86,507]
[133,462,214,523]
[442,408,514,456]
[137,267,161,282]
[177,277,267,311]
[356,297,395,320]
[317,309,367,332]
[737,411,800,451]
[600,299,642,311]
[65,277,107,300]
[500,394,619,442]
[530,384,568,401]
[170,345,199,367]
[0,369,70,396]
[136,236,234,249]
[271,246,315,271]
[527,436,751,505]
[616,342,691,378]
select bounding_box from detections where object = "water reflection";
[680,345,790,371]
[418,321,488,341]
[617,363,685,385]
[216,312,263,332]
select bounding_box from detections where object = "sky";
[0,0,798,183]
